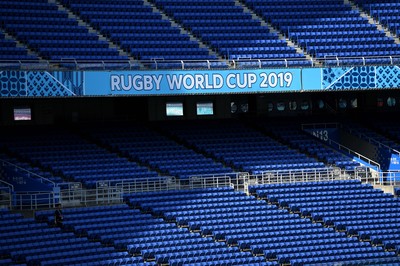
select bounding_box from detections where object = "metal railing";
[0,159,56,188]
[243,167,344,195]
[0,179,13,209]
[57,174,238,207]
[0,55,399,71]
[2,166,397,210]
[257,167,342,184]
[13,191,57,210]
[242,166,383,195]
[188,175,235,190]
[102,176,178,194]
[300,124,381,171]
[343,125,400,156]
[327,138,381,170]
[375,171,400,187]
[188,172,248,190]
[0,159,58,210]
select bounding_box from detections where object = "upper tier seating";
[62,0,225,69]
[244,0,400,65]
[151,0,310,67]
[0,30,37,64]
[1,0,399,67]
[0,0,127,61]
[159,120,325,175]
[353,0,400,37]
[81,124,235,180]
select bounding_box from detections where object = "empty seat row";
[66,0,217,62]
[244,0,400,64]
[152,0,306,64]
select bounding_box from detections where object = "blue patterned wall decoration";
[0,71,84,97]
[27,71,84,97]
[0,71,27,97]
[322,66,377,90]
[50,71,84,95]
[375,66,400,89]
[322,67,349,89]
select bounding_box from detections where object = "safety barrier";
[13,191,57,210]
[0,55,399,71]
[0,180,13,209]
[4,167,398,210]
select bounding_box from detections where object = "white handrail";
[22,166,394,210]
[0,159,55,187]
[243,167,374,193]
[326,138,381,170]
[344,125,400,156]
[0,179,14,192]
[0,55,399,70]
[0,179,14,209]
[300,125,381,170]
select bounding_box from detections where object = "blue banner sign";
[0,66,399,97]
[84,69,302,95]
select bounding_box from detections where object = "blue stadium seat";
[243,0,400,65]
[0,0,127,61]
[64,0,217,63]
[151,0,308,65]
[158,120,326,175]
[0,127,162,187]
